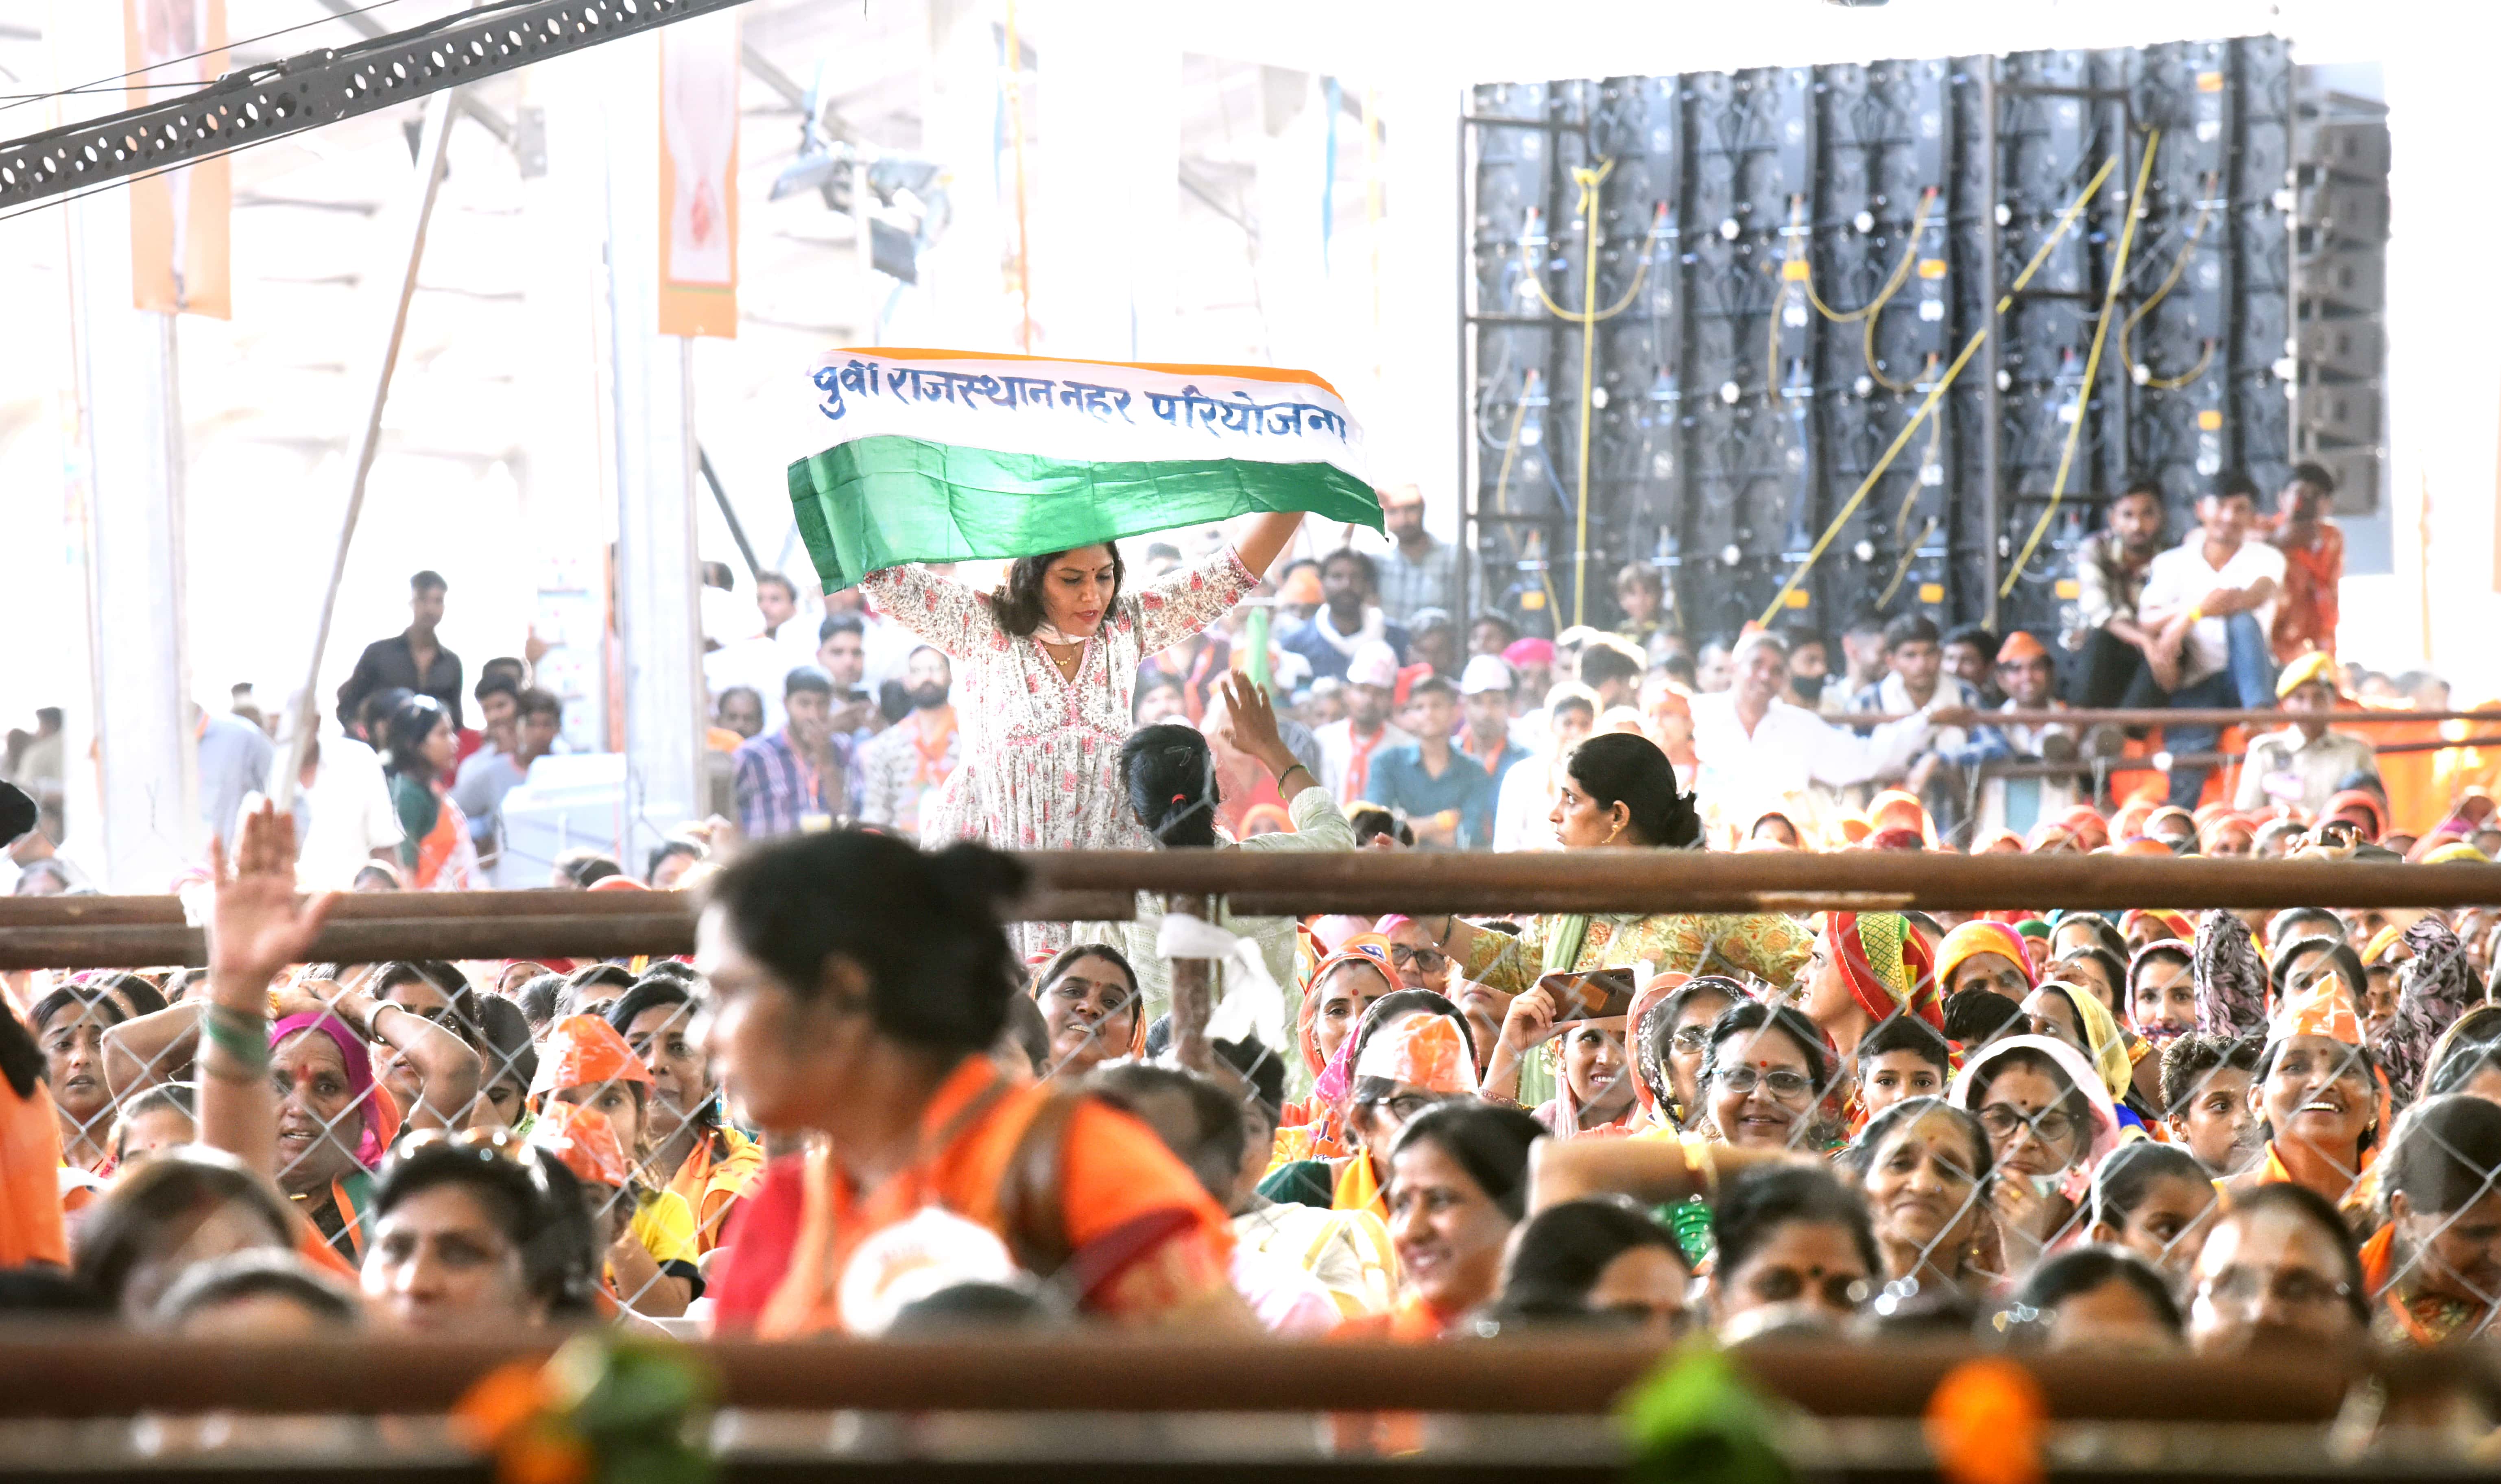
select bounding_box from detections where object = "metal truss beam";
[0,0,755,213]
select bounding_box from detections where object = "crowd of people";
[1,490,2497,1436]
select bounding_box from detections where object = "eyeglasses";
[1668,1026,1713,1053]
[1715,1066,1814,1101]
[1976,1104,2078,1145]
[1355,1092,1446,1126]
[2193,1265,2353,1314]
[1389,946,1448,971]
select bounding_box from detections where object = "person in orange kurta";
[2266,463,2344,666]
[694,829,1250,1337]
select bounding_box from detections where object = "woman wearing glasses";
[1260,998,1479,1219]
[1630,977,1743,1135]
[1951,1034,2121,1272]
[1440,733,1814,1109]
[2185,1182,2368,1355]
[1698,1003,1841,1154]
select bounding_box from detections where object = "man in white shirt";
[1690,631,1949,845]
[703,572,820,733]
[1313,642,1413,805]
[263,722,401,889]
[2139,474,2284,808]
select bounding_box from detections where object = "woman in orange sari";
[696,830,1246,1336]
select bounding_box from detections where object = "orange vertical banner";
[657,9,741,338]
[124,0,231,319]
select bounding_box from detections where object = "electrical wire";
[2117,170,2217,391]
[1755,150,2119,626]
[2000,129,2158,600]
[0,0,416,118]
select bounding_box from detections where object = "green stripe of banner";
[786,435,1383,592]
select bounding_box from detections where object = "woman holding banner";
[861,511,1302,949]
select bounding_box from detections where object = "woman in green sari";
[1443,733,1813,1107]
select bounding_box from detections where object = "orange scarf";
[1342,724,1391,802]
[907,706,959,791]
[1331,1151,1387,1220]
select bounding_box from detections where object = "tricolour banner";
[787,348,1379,592]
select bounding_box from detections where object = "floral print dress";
[862,548,1257,955]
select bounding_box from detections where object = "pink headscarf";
[270,1012,393,1169]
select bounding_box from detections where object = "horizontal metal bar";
[0,0,755,210]
[2,855,2496,969]
[0,1333,2367,1423]
[1461,114,1585,133]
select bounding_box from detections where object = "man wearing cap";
[1456,656,1532,788]
[1315,641,1414,807]
[1281,548,1412,684]
[1934,631,2083,839]
[2236,652,2379,817]
[1374,484,1468,627]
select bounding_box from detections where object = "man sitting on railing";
[2138,474,2283,808]
[2236,653,2380,819]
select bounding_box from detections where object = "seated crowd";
[5,708,2500,1366]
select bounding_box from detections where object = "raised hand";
[209,801,340,995]
[1214,671,1295,775]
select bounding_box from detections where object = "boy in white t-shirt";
[2137,474,2283,808]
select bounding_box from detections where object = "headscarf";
[2191,910,2270,1039]
[271,1011,397,1170]
[2036,980,2133,1100]
[2414,839,2489,866]
[2060,806,2112,852]
[1827,911,1945,1032]
[531,1099,632,1190]
[530,1014,655,1103]
[1866,790,1939,848]
[2121,908,2195,945]
[1935,921,2035,995]
[1951,1033,2123,1191]
[2378,918,2481,1110]
[1501,637,1555,671]
[1623,971,1692,1122]
[1355,1014,1480,1095]
[1299,934,1397,1087]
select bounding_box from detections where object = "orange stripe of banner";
[840,347,1343,399]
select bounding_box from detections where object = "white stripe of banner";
[802,351,1368,478]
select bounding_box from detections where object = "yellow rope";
[1876,517,1940,609]
[1755,152,2120,627]
[2001,130,2158,599]
[1796,188,1937,323]
[2117,169,2217,392]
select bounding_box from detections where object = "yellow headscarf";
[2043,979,2134,1100]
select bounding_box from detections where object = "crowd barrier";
[7,853,2501,969]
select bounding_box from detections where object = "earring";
[1605,819,1625,845]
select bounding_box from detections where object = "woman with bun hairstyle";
[1076,672,1353,1042]
[1440,733,1814,1108]
[696,829,1253,1336]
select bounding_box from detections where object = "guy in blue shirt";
[1361,676,1497,848]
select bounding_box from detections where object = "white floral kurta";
[862,548,1259,954]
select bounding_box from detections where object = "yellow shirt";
[628,1187,702,1269]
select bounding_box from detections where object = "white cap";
[1346,641,1400,690]
[1460,654,1515,696]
